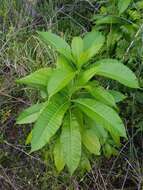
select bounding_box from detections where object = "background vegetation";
[0,0,143,189]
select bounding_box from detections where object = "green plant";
[16,31,139,175]
[92,0,143,61]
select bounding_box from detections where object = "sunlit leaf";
[71,37,83,64]
[31,95,69,152]
[79,59,139,88]
[38,31,73,61]
[16,68,52,90]
[61,113,81,175]
[79,31,105,65]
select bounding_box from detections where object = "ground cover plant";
[17,31,139,174]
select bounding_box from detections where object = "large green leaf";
[48,68,76,97]
[79,59,139,88]
[79,31,105,65]
[74,98,126,138]
[118,0,131,15]
[17,68,52,90]
[16,102,46,124]
[31,95,69,152]
[87,82,117,108]
[71,36,83,64]
[61,113,81,175]
[53,138,65,172]
[83,128,101,155]
[95,59,139,88]
[38,31,73,61]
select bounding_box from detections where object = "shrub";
[17,31,139,174]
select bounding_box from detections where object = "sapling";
[17,31,139,174]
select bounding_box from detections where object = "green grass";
[0,0,143,189]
